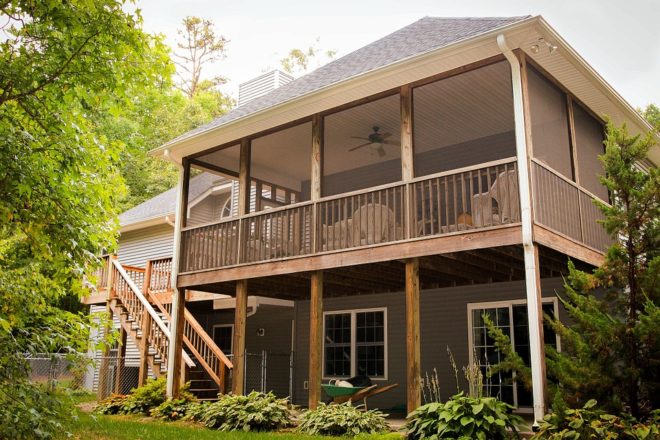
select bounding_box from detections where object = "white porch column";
[165,153,189,398]
[498,34,547,424]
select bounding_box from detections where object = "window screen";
[573,103,607,200]
[324,313,352,377]
[527,66,573,179]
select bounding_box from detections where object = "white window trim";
[467,297,560,410]
[212,324,234,355]
[322,307,388,381]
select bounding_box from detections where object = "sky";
[136,0,660,109]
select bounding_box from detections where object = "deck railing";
[531,159,611,251]
[180,158,524,272]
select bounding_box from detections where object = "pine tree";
[486,121,659,419]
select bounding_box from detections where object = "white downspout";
[163,149,185,399]
[497,34,546,426]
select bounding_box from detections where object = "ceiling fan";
[349,126,399,157]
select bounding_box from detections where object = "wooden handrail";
[111,259,194,368]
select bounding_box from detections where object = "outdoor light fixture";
[530,37,557,55]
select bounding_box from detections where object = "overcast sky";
[137,0,659,109]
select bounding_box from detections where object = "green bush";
[298,402,390,437]
[532,400,660,439]
[119,377,168,414]
[200,391,293,431]
[94,394,129,415]
[406,392,524,440]
[150,398,196,421]
[181,401,211,422]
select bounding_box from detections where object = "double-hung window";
[323,308,387,379]
[468,299,559,409]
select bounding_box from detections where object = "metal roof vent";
[238,69,293,107]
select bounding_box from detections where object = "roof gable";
[164,16,530,147]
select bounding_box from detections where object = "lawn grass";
[62,411,329,440]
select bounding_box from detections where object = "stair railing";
[145,258,233,392]
[109,259,194,371]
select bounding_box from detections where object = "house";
[90,15,657,423]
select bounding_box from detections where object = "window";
[468,299,559,409]
[213,325,233,355]
[323,308,387,379]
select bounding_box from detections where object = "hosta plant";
[94,394,129,415]
[406,392,524,440]
[150,398,196,421]
[532,400,660,440]
[298,402,390,437]
[200,391,293,432]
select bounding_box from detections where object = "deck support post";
[498,35,547,424]
[114,326,128,394]
[232,279,248,395]
[98,255,117,400]
[166,157,189,399]
[405,258,421,413]
[308,270,323,409]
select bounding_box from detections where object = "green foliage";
[95,394,130,415]
[298,402,390,437]
[532,399,660,439]
[174,16,229,97]
[151,398,197,421]
[280,37,337,76]
[545,122,659,417]
[406,392,525,440]
[483,314,532,392]
[199,391,293,432]
[641,104,660,132]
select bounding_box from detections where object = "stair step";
[189,388,219,392]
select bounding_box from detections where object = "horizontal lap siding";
[118,224,173,267]
[293,278,565,410]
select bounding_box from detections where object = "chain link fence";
[25,350,293,401]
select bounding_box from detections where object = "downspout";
[163,149,185,399]
[497,34,546,426]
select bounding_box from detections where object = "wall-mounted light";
[530,37,557,55]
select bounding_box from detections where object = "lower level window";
[324,309,387,379]
[468,299,558,408]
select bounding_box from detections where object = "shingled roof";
[119,173,225,226]
[163,16,530,147]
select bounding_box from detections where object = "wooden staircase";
[95,256,232,399]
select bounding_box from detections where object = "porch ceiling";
[188,245,588,300]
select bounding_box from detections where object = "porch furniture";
[323,383,400,410]
[321,219,353,251]
[351,203,401,246]
[471,169,519,227]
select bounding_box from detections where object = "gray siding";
[191,302,294,398]
[293,278,566,410]
[118,223,173,267]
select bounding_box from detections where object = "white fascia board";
[149,17,540,163]
[120,215,171,233]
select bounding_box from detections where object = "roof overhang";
[120,215,172,233]
[151,16,658,166]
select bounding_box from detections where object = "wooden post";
[166,159,190,399]
[311,114,323,201]
[308,271,323,409]
[138,260,153,386]
[405,258,421,413]
[169,288,186,398]
[238,139,251,216]
[97,255,116,400]
[400,85,414,182]
[232,279,248,395]
[114,326,127,394]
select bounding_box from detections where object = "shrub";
[94,394,129,415]
[181,401,211,422]
[200,391,293,431]
[119,377,168,414]
[532,400,660,439]
[150,398,195,421]
[298,402,390,437]
[406,392,524,440]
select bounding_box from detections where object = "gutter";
[497,33,545,427]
